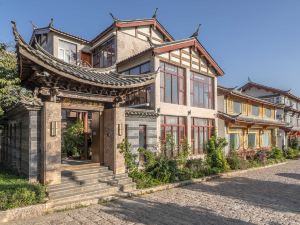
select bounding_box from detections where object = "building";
[240,80,300,148]
[0,14,224,191]
[217,86,285,158]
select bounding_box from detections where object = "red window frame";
[190,72,214,109]
[160,116,186,157]
[191,118,214,155]
[160,62,186,105]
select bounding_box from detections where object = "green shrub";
[62,121,84,157]
[0,166,46,210]
[206,135,229,173]
[147,157,178,183]
[227,150,241,170]
[285,148,299,159]
[119,139,138,173]
[269,147,284,160]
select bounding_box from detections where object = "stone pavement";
[8,160,300,225]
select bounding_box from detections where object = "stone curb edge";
[0,161,289,224]
[131,161,288,196]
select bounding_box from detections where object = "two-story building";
[240,80,300,148]
[0,14,224,196]
[217,86,285,158]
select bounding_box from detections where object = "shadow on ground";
[103,198,255,225]
[183,176,300,214]
[276,172,300,181]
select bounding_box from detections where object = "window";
[93,37,116,68]
[190,72,214,109]
[265,108,272,118]
[233,101,242,114]
[191,118,214,155]
[123,61,151,75]
[160,62,185,105]
[58,40,77,64]
[262,132,271,147]
[139,125,147,149]
[126,87,151,106]
[248,133,256,149]
[160,116,186,148]
[229,133,240,150]
[252,105,260,117]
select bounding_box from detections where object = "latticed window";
[190,72,214,109]
[191,118,214,155]
[160,62,185,105]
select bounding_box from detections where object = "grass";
[0,165,46,211]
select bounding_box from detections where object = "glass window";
[233,101,242,114]
[252,105,260,117]
[265,108,272,118]
[160,116,186,156]
[262,132,270,147]
[122,61,151,75]
[191,118,214,155]
[230,133,240,150]
[58,40,77,64]
[248,133,256,149]
[160,62,185,105]
[93,37,116,68]
[190,72,214,109]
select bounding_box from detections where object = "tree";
[0,43,20,116]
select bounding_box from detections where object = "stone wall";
[125,108,158,155]
[0,104,42,181]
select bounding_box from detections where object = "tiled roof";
[12,21,157,89]
[218,85,284,108]
[240,81,300,102]
[217,111,286,127]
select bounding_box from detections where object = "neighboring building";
[0,15,224,188]
[217,86,285,158]
[240,80,300,148]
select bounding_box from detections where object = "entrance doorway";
[61,109,103,164]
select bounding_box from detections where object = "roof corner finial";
[248,76,252,83]
[152,8,158,19]
[48,18,54,27]
[109,13,119,22]
[190,24,201,38]
[30,21,37,30]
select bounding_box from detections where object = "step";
[61,163,100,171]
[62,170,114,181]
[49,183,110,198]
[50,186,119,207]
[62,167,109,176]
[121,182,136,192]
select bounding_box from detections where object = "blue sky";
[1,0,300,95]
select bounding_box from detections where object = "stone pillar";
[41,102,61,185]
[103,107,126,174]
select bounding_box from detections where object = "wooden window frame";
[93,37,116,68]
[190,72,214,109]
[191,118,214,155]
[160,62,186,105]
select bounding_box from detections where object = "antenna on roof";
[152,8,158,19]
[248,76,252,82]
[109,13,119,22]
[30,21,37,30]
[48,18,54,27]
[190,24,201,38]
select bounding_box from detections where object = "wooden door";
[81,52,92,66]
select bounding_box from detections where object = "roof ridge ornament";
[248,76,252,82]
[152,8,158,19]
[109,13,119,22]
[190,24,201,38]
[48,18,54,27]
[30,21,37,30]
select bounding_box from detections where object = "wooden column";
[83,112,88,160]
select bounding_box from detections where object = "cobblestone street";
[8,160,300,225]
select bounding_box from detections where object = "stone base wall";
[0,105,42,181]
[125,109,158,155]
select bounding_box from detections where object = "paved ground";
[8,160,300,225]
